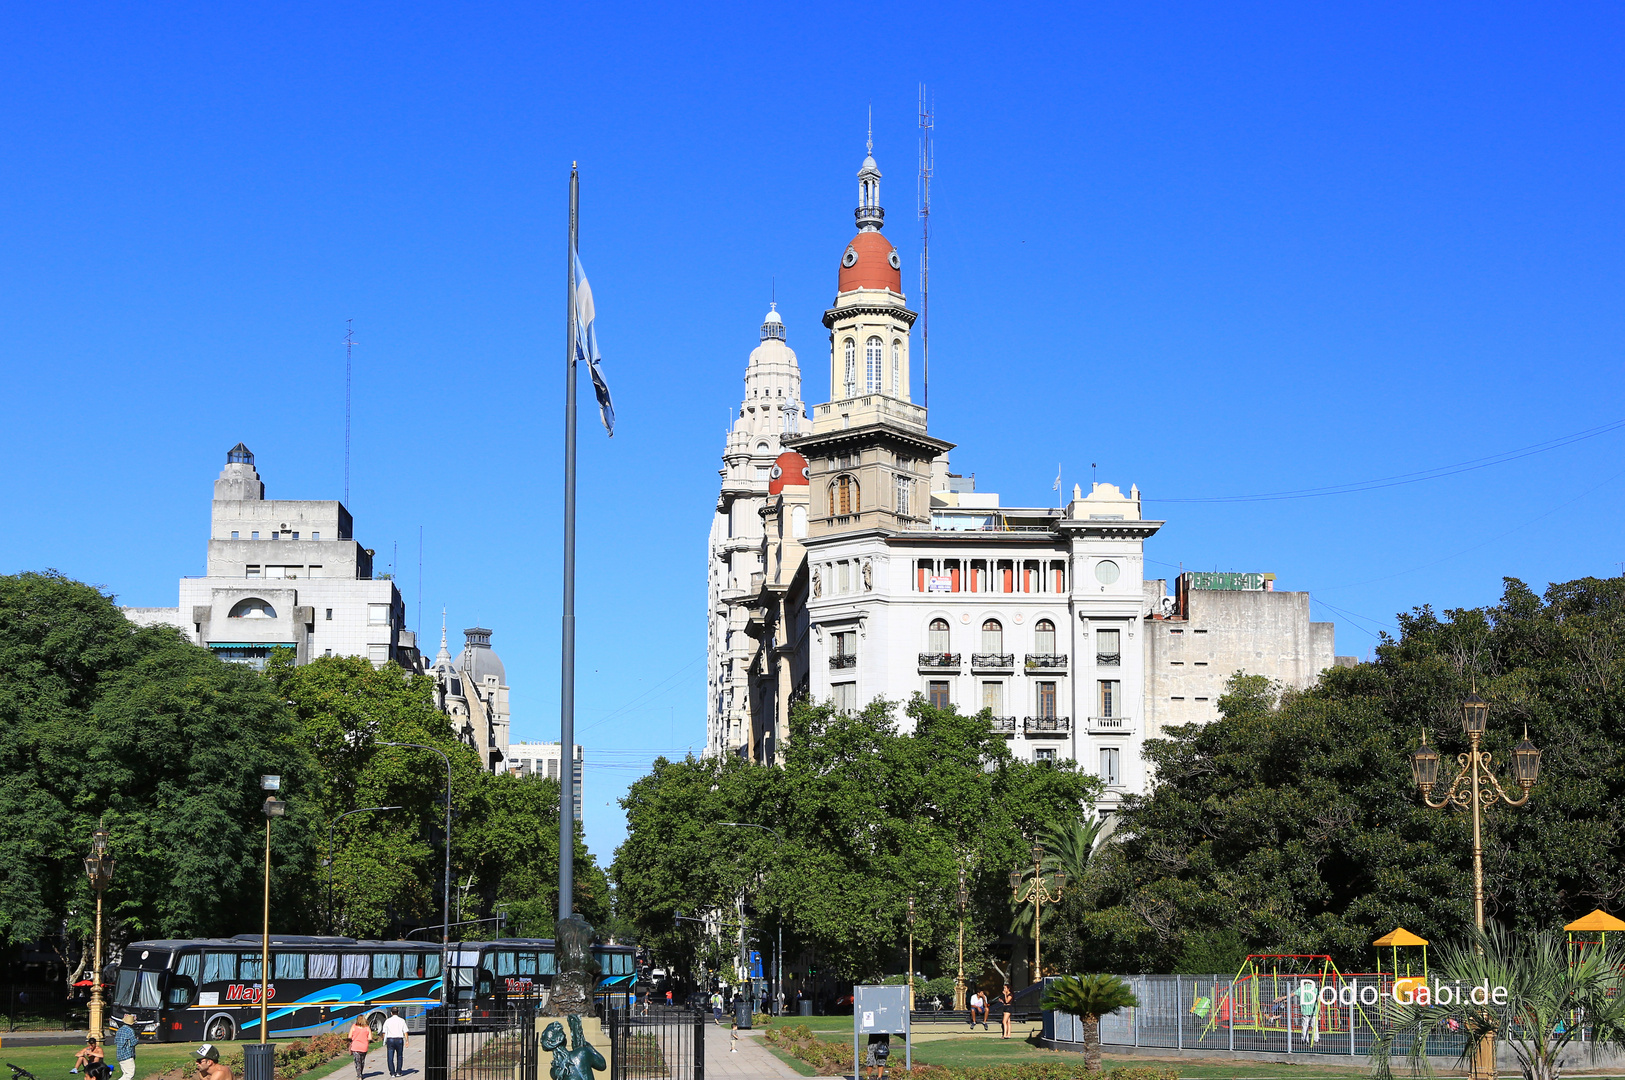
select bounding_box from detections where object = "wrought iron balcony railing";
[1025,654,1068,670]
[829,654,857,669]
[971,653,1015,669]
[918,652,962,669]
[1095,652,1121,666]
[989,716,1018,734]
[1023,716,1072,734]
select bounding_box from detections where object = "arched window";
[866,336,883,393]
[229,598,277,619]
[1034,619,1057,654]
[928,618,951,654]
[843,339,856,397]
[892,340,901,394]
[832,475,860,515]
[756,441,770,454]
[981,619,1003,654]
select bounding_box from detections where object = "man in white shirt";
[969,990,987,1030]
[382,1009,409,1076]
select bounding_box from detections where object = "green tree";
[1040,973,1139,1070]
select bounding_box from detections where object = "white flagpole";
[560,164,578,921]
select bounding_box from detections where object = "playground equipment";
[1195,954,1382,1045]
[1565,909,1625,962]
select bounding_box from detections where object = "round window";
[1094,560,1121,585]
[888,250,901,270]
[842,248,858,268]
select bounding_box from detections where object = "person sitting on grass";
[194,1044,232,1080]
[73,1036,108,1079]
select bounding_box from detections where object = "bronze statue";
[549,915,599,1017]
[541,1014,605,1080]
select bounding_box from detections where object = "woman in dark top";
[999,984,1014,1039]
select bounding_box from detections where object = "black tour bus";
[113,935,443,1042]
[113,935,638,1041]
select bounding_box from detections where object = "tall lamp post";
[906,896,916,1010]
[1408,692,1542,1080]
[259,777,287,1044]
[326,805,401,934]
[83,829,115,1037]
[1010,844,1066,985]
[716,823,785,1016]
[954,869,969,1012]
[379,742,453,1005]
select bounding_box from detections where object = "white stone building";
[705,304,807,757]
[705,138,1352,808]
[502,741,584,821]
[429,615,513,772]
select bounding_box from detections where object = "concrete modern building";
[125,443,418,670]
[706,137,1353,809]
[126,444,516,771]
[502,741,584,821]
[706,304,808,758]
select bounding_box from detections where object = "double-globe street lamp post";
[716,823,784,1016]
[1010,845,1066,985]
[326,805,402,934]
[378,742,453,1006]
[1408,692,1542,1080]
[954,869,969,1012]
[84,829,116,1037]
[259,776,287,1046]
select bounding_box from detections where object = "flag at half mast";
[573,246,615,436]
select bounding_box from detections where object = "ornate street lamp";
[84,829,115,1037]
[1408,693,1541,1080]
[906,896,916,1010]
[259,776,286,1046]
[954,868,969,1012]
[1011,844,1065,984]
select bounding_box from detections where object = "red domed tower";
[820,129,920,412]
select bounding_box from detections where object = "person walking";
[348,1014,373,1079]
[382,1008,408,1077]
[710,991,723,1026]
[112,1013,139,1080]
[998,985,1014,1039]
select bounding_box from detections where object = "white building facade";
[503,741,584,821]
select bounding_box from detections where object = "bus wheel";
[368,1012,385,1035]
[206,1016,235,1042]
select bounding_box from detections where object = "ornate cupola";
[855,126,884,232]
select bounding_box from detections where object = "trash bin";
[244,1043,276,1080]
[734,998,752,1029]
[798,1001,813,1017]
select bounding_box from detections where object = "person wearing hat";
[112,1014,139,1080]
[194,1044,231,1080]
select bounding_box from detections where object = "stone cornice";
[783,423,953,457]
[822,302,919,329]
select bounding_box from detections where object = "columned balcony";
[1086,716,1132,734]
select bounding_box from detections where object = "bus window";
[114,970,162,1009]
[169,954,200,1006]
[310,954,338,980]
[515,953,538,977]
[495,952,516,977]
[341,954,368,979]
[274,953,306,980]
[424,954,441,978]
[374,954,402,979]
[537,953,556,975]
[203,953,237,983]
[239,954,263,981]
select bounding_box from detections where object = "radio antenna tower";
[918,85,934,409]
[343,319,355,506]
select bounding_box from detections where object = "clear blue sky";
[4,3,1624,866]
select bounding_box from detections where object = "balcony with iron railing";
[1024,716,1072,735]
[1087,715,1132,733]
[988,717,1018,735]
[971,652,1015,670]
[1095,652,1121,667]
[829,654,857,669]
[918,652,961,670]
[1025,654,1068,670]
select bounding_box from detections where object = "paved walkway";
[316,1035,425,1080]
[708,1027,841,1080]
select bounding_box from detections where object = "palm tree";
[1041,973,1138,1071]
[1374,925,1625,1080]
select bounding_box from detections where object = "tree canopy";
[1073,575,1625,974]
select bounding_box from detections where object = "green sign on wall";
[1187,571,1267,591]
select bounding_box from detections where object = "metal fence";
[426,1006,540,1080]
[606,1007,705,1080]
[1043,974,1472,1060]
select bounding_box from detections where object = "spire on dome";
[760,302,786,342]
[433,607,455,672]
[856,124,884,232]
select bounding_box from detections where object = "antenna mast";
[918,86,934,409]
[343,319,355,506]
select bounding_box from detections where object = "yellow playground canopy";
[1565,910,1625,933]
[1373,928,1429,978]
[1373,929,1429,948]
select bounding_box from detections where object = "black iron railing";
[919,652,961,668]
[1024,716,1072,734]
[829,654,857,669]
[1096,652,1121,666]
[972,652,1015,668]
[1025,654,1068,670]
[989,716,1018,733]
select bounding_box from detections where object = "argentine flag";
[573,246,615,436]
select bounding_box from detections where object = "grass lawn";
[0,1040,344,1080]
